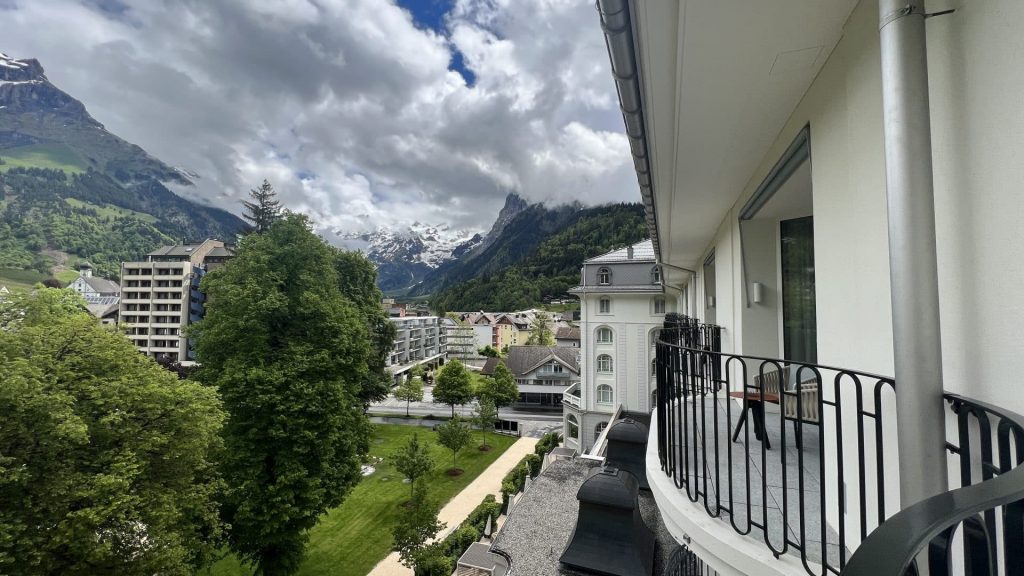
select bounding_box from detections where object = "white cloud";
[1,0,636,238]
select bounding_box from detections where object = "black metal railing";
[843,394,1024,576]
[655,316,897,576]
[662,544,720,576]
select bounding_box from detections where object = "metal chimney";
[604,418,650,490]
[559,467,655,576]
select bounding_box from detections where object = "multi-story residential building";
[441,316,476,360]
[387,315,445,383]
[118,239,232,364]
[561,240,676,452]
[504,345,580,409]
[540,0,1024,574]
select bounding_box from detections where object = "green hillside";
[432,203,647,311]
[0,166,236,282]
[0,142,88,175]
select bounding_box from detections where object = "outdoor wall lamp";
[707,296,716,309]
[752,282,765,304]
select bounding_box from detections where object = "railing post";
[878,0,949,507]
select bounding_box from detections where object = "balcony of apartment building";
[651,317,1024,576]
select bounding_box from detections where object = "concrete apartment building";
[118,239,232,364]
[561,240,676,452]
[387,315,445,382]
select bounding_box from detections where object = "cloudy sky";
[2,0,637,237]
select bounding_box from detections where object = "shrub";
[413,543,452,576]
[534,431,562,456]
[524,453,542,478]
[443,524,480,558]
[465,495,501,534]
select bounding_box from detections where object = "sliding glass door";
[780,216,817,364]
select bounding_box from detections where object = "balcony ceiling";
[632,0,858,272]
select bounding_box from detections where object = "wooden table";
[728,391,780,450]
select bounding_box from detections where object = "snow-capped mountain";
[335,223,483,292]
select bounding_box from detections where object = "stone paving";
[367,436,540,576]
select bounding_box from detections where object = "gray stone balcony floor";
[665,396,844,569]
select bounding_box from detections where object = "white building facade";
[562,240,677,452]
[590,0,1024,574]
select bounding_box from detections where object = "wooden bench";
[730,367,820,450]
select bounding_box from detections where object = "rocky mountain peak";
[0,53,46,83]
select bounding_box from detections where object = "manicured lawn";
[204,423,516,576]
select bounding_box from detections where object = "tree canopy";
[432,360,473,416]
[389,434,433,500]
[477,363,519,409]
[526,311,554,346]
[192,214,373,575]
[391,481,444,569]
[0,289,225,575]
[394,376,425,417]
[435,417,472,472]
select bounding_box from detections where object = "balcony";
[654,316,1024,576]
[563,382,581,408]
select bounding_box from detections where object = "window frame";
[598,267,611,285]
[653,297,666,315]
[596,327,613,344]
[598,297,611,314]
[596,354,613,374]
[596,384,614,405]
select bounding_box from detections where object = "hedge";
[534,431,562,456]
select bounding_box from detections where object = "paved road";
[371,386,565,438]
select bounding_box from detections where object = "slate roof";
[206,246,233,257]
[81,275,120,294]
[586,239,655,263]
[505,345,580,376]
[86,300,119,319]
[481,357,505,376]
[148,244,204,257]
[556,326,580,341]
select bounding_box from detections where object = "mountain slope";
[0,52,245,281]
[409,196,581,297]
[431,203,648,311]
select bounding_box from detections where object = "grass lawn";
[0,267,48,291]
[0,143,88,175]
[204,423,517,576]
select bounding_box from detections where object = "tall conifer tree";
[242,179,283,233]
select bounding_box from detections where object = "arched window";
[651,265,662,284]
[598,267,611,285]
[596,327,613,344]
[599,297,611,314]
[597,354,613,374]
[653,297,666,315]
[597,384,614,405]
[567,414,579,439]
[595,421,609,436]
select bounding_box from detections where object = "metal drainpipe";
[878,0,949,507]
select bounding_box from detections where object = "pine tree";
[242,179,283,234]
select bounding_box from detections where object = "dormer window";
[598,267,611,285]
[651,265,662,284]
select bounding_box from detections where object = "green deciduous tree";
[433,359,473,416]
[242,179,283,233]
[394,376,425,417]
[478,345,499,358]
[435,416,472,472]
[478,362,519,409]
[0,289,225,575]
[192,214,372,575]
[473,398,498,449]
[333,249,396,406]
[392,481,445,569]
[389,434,434,501]
[526,311,554,345]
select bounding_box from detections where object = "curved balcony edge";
[647,411,813,576]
